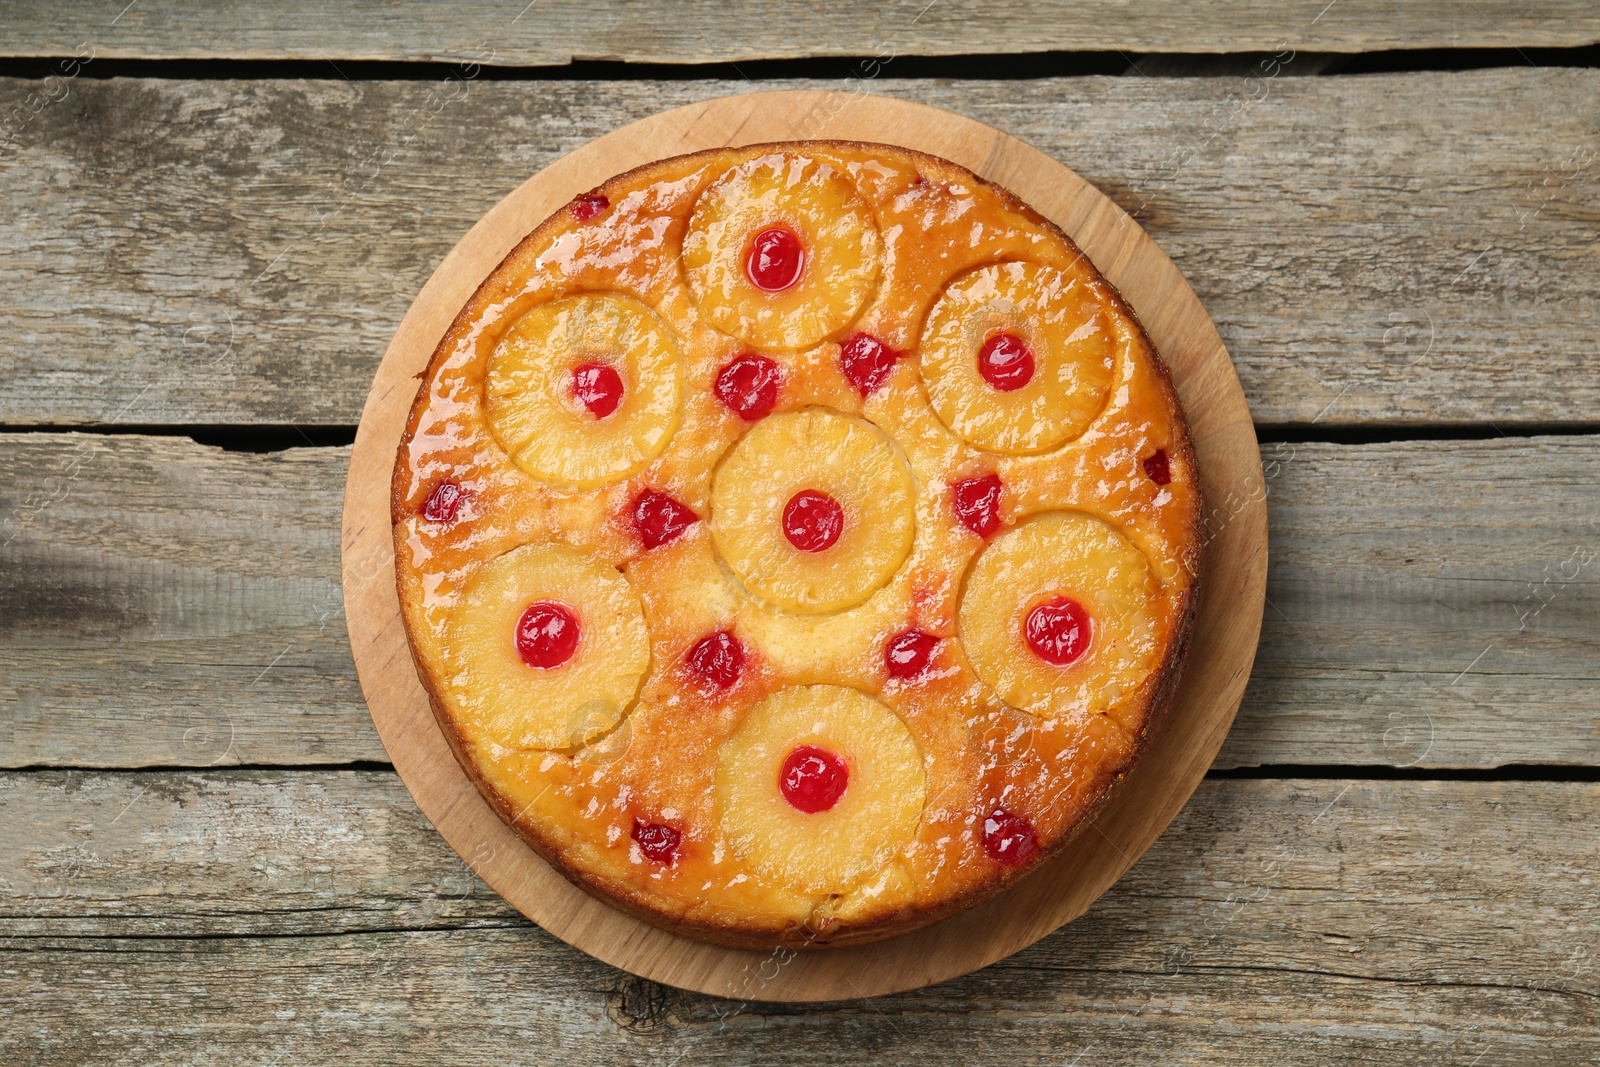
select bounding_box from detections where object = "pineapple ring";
[716,685,926,894]
[485,293,683,488]
[960,512,1163,723]
[682,155,882,350]
[709,408,915,614]
[920,261,1116,454]
[441,542,650,750]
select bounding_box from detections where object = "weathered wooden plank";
[1,771,1595,1063]
[2,432,1596,770]
[12,932,1587,1066]
[1239,434,1600,769]
[1,70,1596,427]
[0,435,372,767]
[5,0,1597,65]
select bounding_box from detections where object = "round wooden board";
[341,90,1267,1002]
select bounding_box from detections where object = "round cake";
[392,141,1203,948]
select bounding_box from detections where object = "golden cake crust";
[392,141,1203,948]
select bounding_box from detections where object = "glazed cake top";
[393,142,1202,944]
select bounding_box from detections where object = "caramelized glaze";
[394,142,1202,947]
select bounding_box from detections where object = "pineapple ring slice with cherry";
[959,511,1163,724]
[486,292,683,488]
[441,542,650,750]
[920,261,1116,454]
[709,408,916,614]
[716,685,926,894]
[682,155,882,350]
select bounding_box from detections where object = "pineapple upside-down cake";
[393,142,1203,947]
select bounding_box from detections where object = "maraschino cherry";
[1024,596,1092,666]
[779,745,849,813]
[951,474,1004,538]
[686,629,745,690]
[572,192,609,221]
[714,353,781,421]
[982,808,1038,865]
[515,602,581,669]
[839,332,899,396]
[746,225,805,291]
[782,489,843,552]
[630,489,698,549]
[884,628,940,680]
[632,819,681,865]
[1143,448,1172,485]
[421,481,467,524]
[977,331,1035,392]
[570,362,624,418]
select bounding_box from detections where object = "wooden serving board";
[340,90,1267,1002]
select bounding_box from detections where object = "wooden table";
[3,5,1597,1062]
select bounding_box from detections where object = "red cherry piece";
[570,362,624,418]
[977,332,1036,392]
[745,225,806,292]
[515,601,581,670]
[630,489,698,550]
[951,474,1004,538]
[421,481,466,524]
[781,489,843,553]
[714,353,781,421]
[686,629,744,690]
[779,745,850,814]
[884,628,940,680]
[982,808,1039,866]
[632,819,681,865]
[839,332,900,396]
[1143,448,1172,486]
[1024,596,1092,666]
[572,192,609,221]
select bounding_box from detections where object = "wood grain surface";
[2,70,1597,428]
[3,18,1596,1058]
[2,771,1594,1063]
[5,432,1594,771]
[338,89,1264,999]
[4,0,1597,64]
